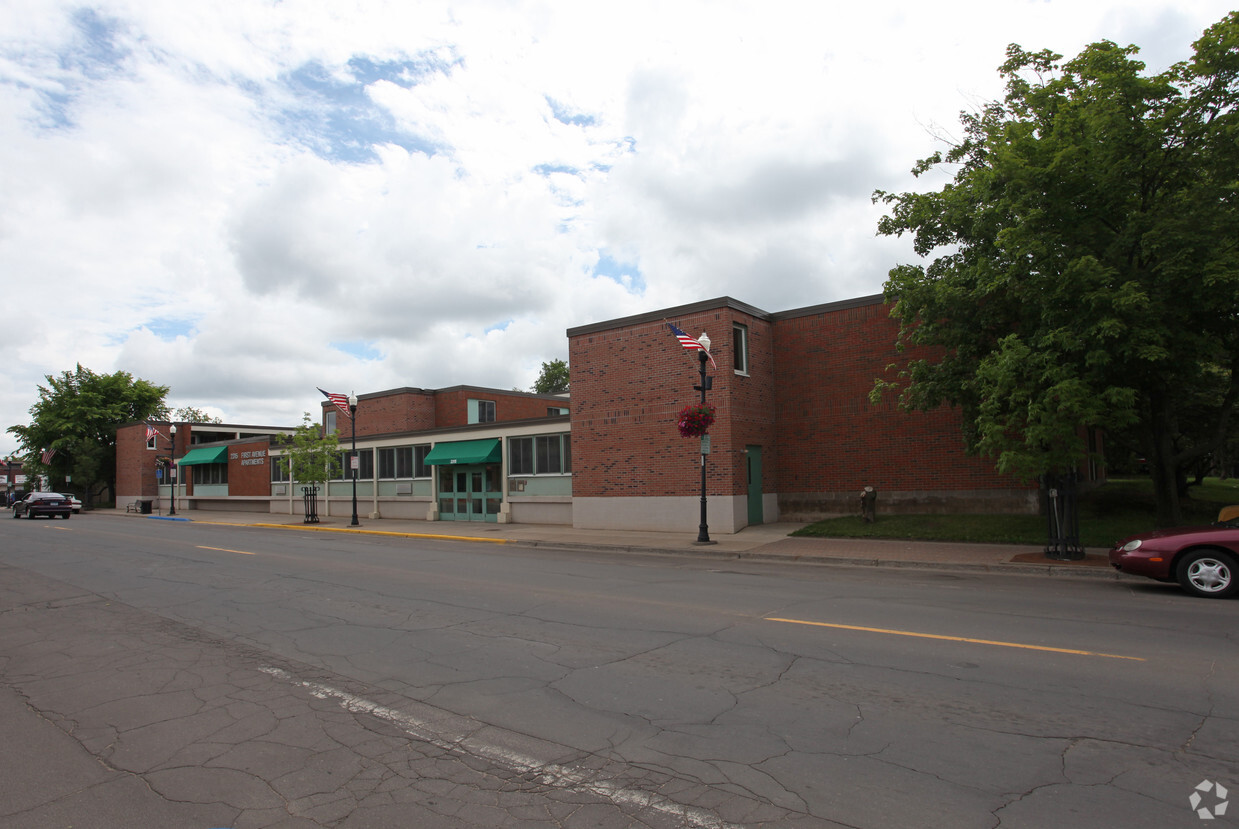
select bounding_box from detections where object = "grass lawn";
[790,477,1239,548]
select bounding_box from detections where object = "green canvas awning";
[423,438,502,466]
[176,446,228,466]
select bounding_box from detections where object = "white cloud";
[0,0,1233,452]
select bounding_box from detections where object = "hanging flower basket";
[676,404,716,438]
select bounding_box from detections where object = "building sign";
[230,449,268,467]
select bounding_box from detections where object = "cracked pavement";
[0,564,828,828]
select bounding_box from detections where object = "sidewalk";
[105,508,1124,580]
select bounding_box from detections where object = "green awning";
[176,446,228,466]
[423,438,502,466]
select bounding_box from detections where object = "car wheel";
[10,510,17,519]
[1177,549,1239,598]
[62,513,70,519]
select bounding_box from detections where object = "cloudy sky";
[1,0,1232,454]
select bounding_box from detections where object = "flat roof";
[566,293,885,336]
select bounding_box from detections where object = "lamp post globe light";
[168,423,177,516]
[695,332,713,545]
[348,393,359,526]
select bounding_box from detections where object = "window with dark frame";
[508,434,570,475]
[336,449,373,480]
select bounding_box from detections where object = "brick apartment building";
[568,294,1039,532]
[115,293,1062,531]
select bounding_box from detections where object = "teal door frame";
[437,464,502,522]
[746,446,763,525]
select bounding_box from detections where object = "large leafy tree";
[873,14,1239,527]
[8,365,169,505]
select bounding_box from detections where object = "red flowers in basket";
[676,404,716,438]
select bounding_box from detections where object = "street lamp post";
[4,455,15,506]
[168,423,177,516]
[694,332,713,545]
[348,393,360,526]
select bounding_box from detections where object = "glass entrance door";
[437,464,502,522]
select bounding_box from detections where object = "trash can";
[139,499,153,515]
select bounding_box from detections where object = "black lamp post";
[694,332,713,544]
[167,423,177,516]
[4,455,15,506]
[348,393,360,526]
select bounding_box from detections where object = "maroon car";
[11,491,72,520]
[1110,520,1239,598]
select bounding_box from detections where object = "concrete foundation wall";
[574,495,746,534]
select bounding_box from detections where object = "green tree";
[8,365,169,506]
[532,359,570,394]
[872,13,1239,527]
[174,406,222,423]
[284,413,341,491]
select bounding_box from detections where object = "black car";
[12,492,72,519]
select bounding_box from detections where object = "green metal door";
[437,464,502,522]
[746,446,763,525]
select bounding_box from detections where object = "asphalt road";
[2,514,1237,828]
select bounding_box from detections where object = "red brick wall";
[569,297,1030,508]
[226,440,272,496]
[325,388,567,437]
[771,299,1023,493]
[116,422,176,498]
[570,310,747,499]
[727,311,778,496]
[349,390,436,437]
[434,389,568,427]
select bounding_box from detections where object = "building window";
[733,323,749,375]
[325,410,337,434]
[378,446,431,478]
[469,399,496,424]
[378,447,403,479]
[547,407,569,416]
[271,456,290,483]
[335,448,373,479]
[509,434,570,475]
[192,463,228,485]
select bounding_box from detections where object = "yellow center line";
[764,617,1144,661]
[197,545,256,556]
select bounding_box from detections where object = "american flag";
[318,388,353,419]
[144,424,163,442]
[41,448,56,465]
[667,323,716,368]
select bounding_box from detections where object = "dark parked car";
[1109,511,1239,598]
[12,492,72,520]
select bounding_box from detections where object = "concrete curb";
[116,510,1126,582]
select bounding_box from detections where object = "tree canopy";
[284,413,341,489]
[532,359,570,394]
[174,406,222,423]
[7,365,169,504]
[872,13,1239,527]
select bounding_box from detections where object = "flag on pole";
[144,423,164,442]
[41,448,56,465]
[319,388,353,419]
[667,323,716,368]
